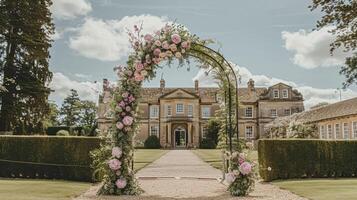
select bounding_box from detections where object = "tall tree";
[0,0,54,132]
[79,100,97,127]
[60,89,81,126]
[43,101,59,127]
[310,0,357,87]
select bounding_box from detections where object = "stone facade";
[97,78,304,148]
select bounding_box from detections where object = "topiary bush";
[258,139,357,181]
[199,138,216,149]
[0,136,101,182]
[144,135,161,149]
[56,130,70,136]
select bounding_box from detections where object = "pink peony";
[153,48,161,56]
[116,122,124,129]
[225,172,236,184]
[154,40,161,46]
[169,44,177,52]
[238,153,246,164]
[108,159,121,171]
[122,92,129,98]
[239,162,252,175]
[162,41,169,49]
[112,147,122,158]
[181,41,189,49]
[144,34,153,42]
[122,116,134,126]
[128,95,135,103]
[135,62,144,71]
[118,101,126,108]
[171,34,181,44]
[134,73,144,82]
[125,106,131,112]
[116,178,127,189]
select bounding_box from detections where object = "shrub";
[199,138,216,149]
[0,136,101,182]
[47,126,70,135]
[258,139,357,181]
[56,130,70,136]
[144,135,161,149]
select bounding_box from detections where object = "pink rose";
[154,40,161,46]
[153,48,161,56]
[225,172,236,184]
[134,73,144,82]
[169,44,177,52]
[181,41,188,49]
[171,34,181,44]
[125,106,131,112]
[112,147,122,158]
[118,101,126,108]
[116,122,124,129]
[162,41,169,49]
[239,162,252,175]
[128,95,135,103]
[238,153,245,164]
[126,70,133,77]
[144,34,153,42]
[116,178,127,189]
[135,62,144,71]
[122,92,129,98]
[108,159,121,171]
[122,116,134,126]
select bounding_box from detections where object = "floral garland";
[224,142,257,196]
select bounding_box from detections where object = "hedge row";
[0,136,101,182]
[258,139,357,181]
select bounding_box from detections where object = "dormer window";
[282,89,288,98]
[273,89,279,98]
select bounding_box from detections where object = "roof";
[297,97,357,123]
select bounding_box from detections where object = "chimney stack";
[194,80,199,94]
[247,79,255,93]
[160,78,165,90]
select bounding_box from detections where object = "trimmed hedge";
[144,135,161,149]
[0,136,101,182]
[258,139,357,181]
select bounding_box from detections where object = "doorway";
[174,127,186,148]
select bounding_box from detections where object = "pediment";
[160,88,198,99]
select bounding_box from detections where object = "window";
[245,126,254,139]
[284,109,291,116]
[166,105,172,116]
[320,125,326,139]
[202,106,211,118]
[353,122,357,139]
[176,103,184,114]
[150,105,159,118]
[343,123,349,139]
[282,89,289,98]
[327,124,333,139]
[201,126,208,139]
[245,107,253,118]
[270,109,277,118]
[187,104,193,117]
[335,123,341,139]
[150,125,159,137]
[273,89,279,98]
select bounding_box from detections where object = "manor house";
[97,78,304,148]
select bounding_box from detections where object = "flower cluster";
[107,147,127,189]
[225,143,257,196]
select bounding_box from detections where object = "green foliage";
[79,100,97,127]
[0,0,54,132]
[56,130,70,136]
[207,118,220,144]
[47,126,70,135]
[43,101,60,128]
[144,135,161,149]
[258,139,357,182]
[200,138,217,149]
[60,89,82,126]
[0,136,101,182]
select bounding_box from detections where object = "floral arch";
[92,23,255,196]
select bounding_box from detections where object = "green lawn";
[0,179,90,200]
[134,149,168,171]
[191,149,258,170]
[273,179,357,200]
[0,149,168,200]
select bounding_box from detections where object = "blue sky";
[49,0,357,108]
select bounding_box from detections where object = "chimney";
[160,78,165,90]
[247,79,255,93]
[194,80,199,94]
[103,78,109,91]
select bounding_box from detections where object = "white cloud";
[51,0,92,20]
[49,72,101,104]
[193,63,357,109]
[282,26,350,69]
[68,15,170,61]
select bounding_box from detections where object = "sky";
[49,0,357,109]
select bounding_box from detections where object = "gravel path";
[75,150,306,200]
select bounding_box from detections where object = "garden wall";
[258,139,357,181]
[0,136,101,182]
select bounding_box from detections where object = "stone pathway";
[75,150,306,200]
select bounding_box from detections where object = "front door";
[174,127,186,148]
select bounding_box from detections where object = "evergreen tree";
[60,89,81,126]
[44,101,59,127]
[79,100,97,127]
[0,0,54,132]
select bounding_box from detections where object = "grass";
[273,179,357,200]
[0,179,90,200]
[0,149,168,200]
[134,149,169,171]
[191,149,258,170]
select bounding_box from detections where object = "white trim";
[150,124,160,137]
[201,126,208,139]
[201,106,211,118]
[334,123,340,139]
[271,109,277,118]
[176,103,184,114]
[150,105,159,118]
[327,124,332,139]
[343,122,349,139]
[245,106,253,118]
[245,125,254,139]
[187,104,193,117]
[353,121,357,139]
[282,89,289,98]
[273,89,279,98]
[320,125,325,139]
